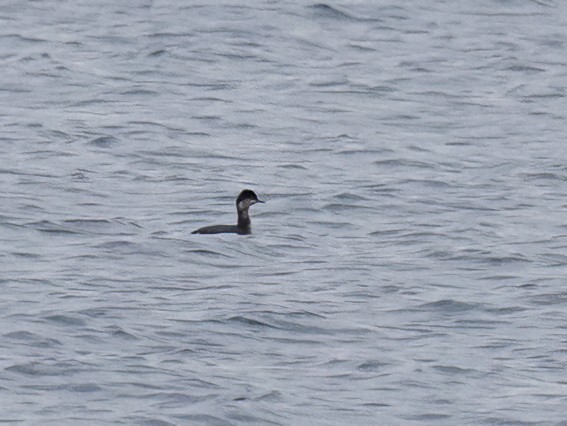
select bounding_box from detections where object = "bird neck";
[237,207,251,228]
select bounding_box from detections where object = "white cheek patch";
[238,199,256,210]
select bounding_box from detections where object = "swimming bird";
[191,189,264,235]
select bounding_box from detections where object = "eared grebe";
[191,189,264,235]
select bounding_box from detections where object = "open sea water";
[1,1,567,424]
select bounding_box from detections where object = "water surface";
[1,1,567,424]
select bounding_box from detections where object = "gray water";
[1,1,567,424]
